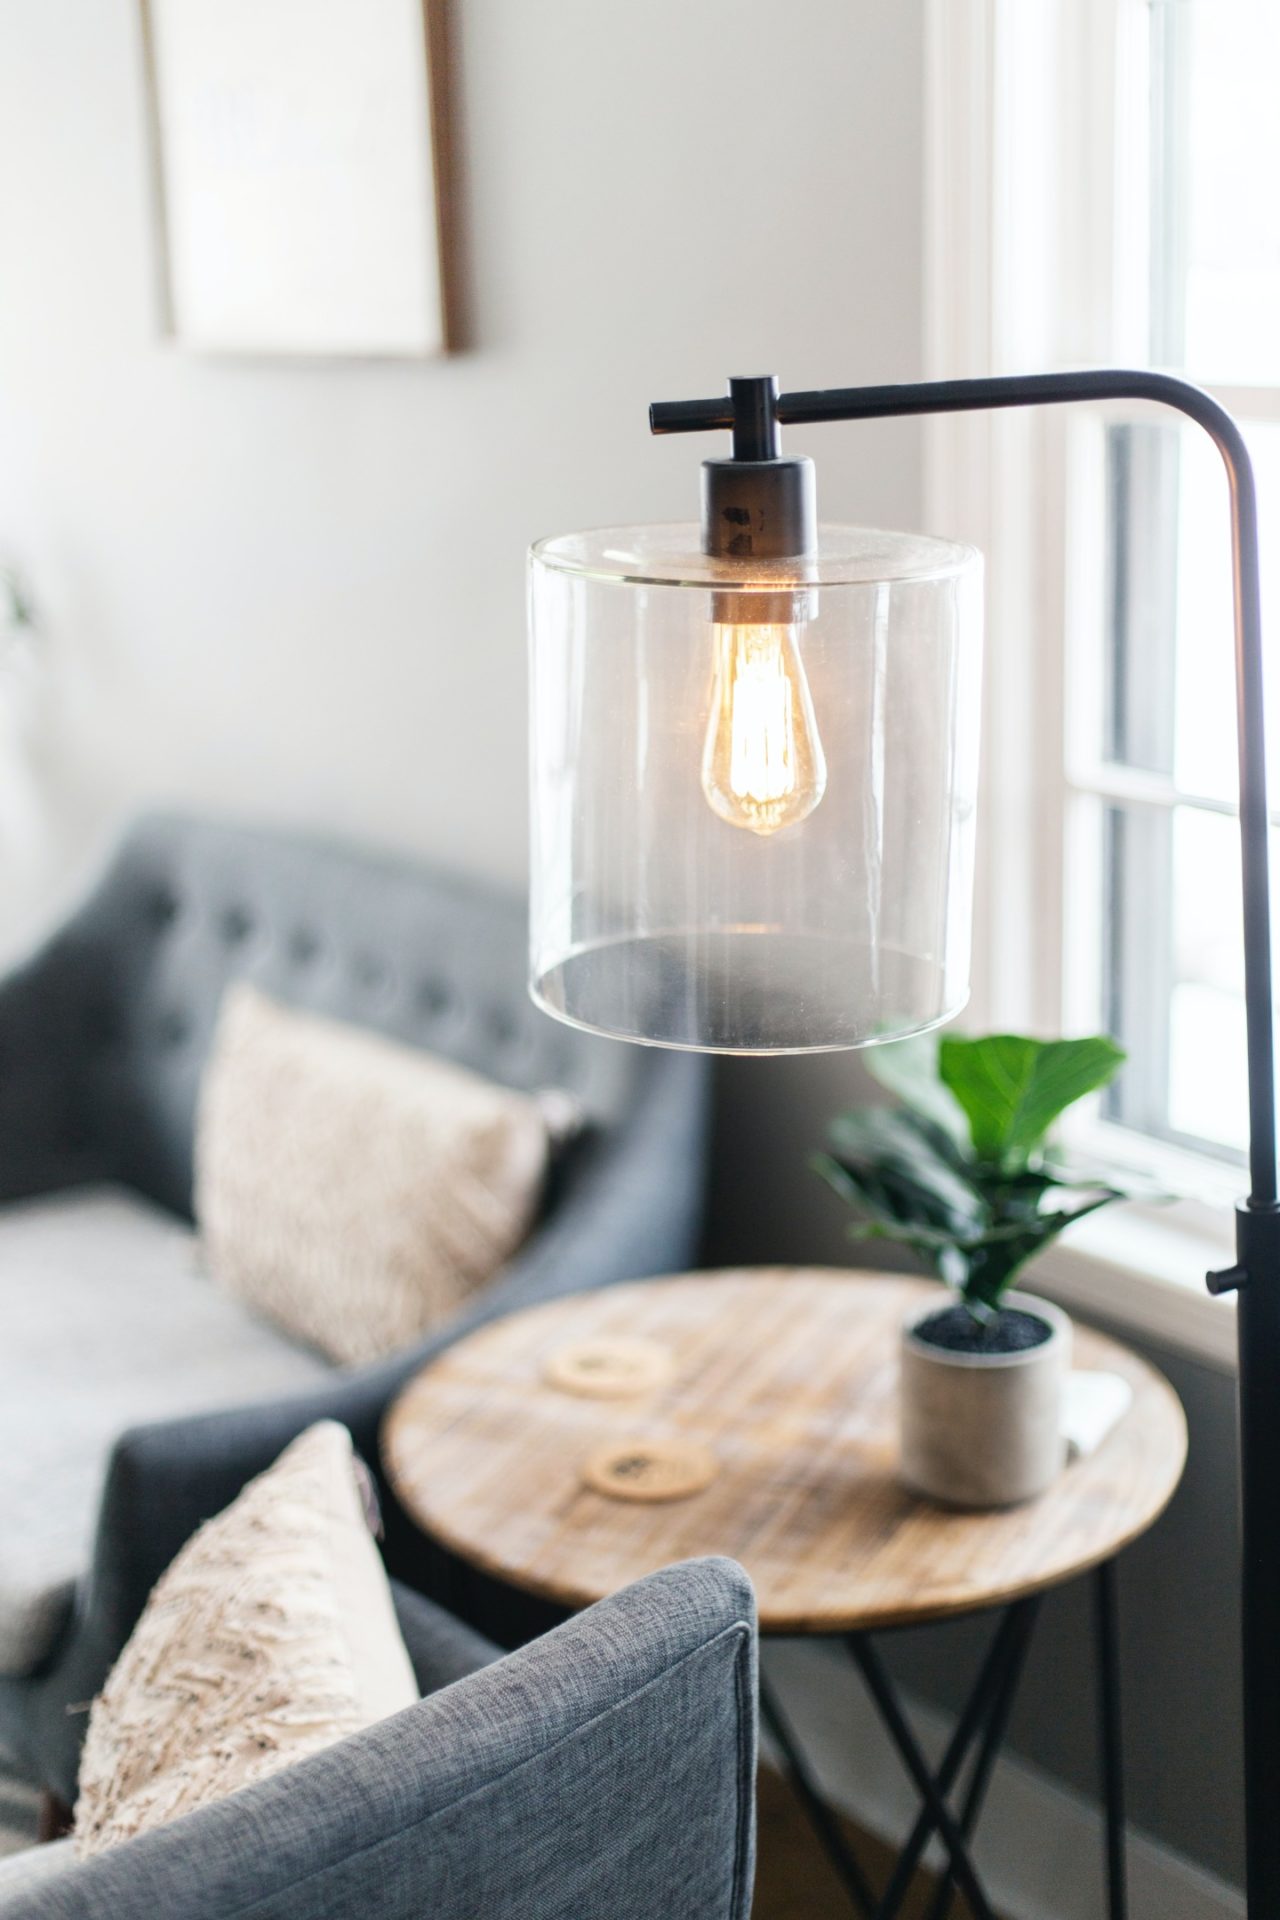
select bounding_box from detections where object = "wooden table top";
[381,1270,1188,1634]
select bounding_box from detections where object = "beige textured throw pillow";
[195,984,551,1366]
[73,1422,418,1857]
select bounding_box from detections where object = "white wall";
[0,0,928,956]
[1,15,1247,1891]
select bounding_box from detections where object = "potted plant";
[815,1030,1135,1508]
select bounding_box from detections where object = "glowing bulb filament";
[701,622,827,835]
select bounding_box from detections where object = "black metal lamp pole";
[651,368,1280,1913]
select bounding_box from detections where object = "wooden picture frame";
[139,0,454,357]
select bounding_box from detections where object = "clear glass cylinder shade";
[528,523,983,1053]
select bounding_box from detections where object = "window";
[1086,0,1280,1163]
[927,0,1280,1194]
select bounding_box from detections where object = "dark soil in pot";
[914,1304,1053,1355]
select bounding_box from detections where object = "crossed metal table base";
[759,1560,1126,1920]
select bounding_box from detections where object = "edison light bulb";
[701,619,827,835]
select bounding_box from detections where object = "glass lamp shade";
[528,522,983,1054]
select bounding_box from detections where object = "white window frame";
[922,0,1274,1371]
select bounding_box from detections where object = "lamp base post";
[1218,1203,1280,1913]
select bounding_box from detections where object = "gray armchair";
[0,1559,757,1920]
[0,814,709,1807]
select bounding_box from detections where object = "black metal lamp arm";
[652,366,1280,1913]
[652,368,1276,1222]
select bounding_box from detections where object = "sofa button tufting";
[158,1010,190,1048]
[486,1007,517,1047]
[417,978,451,1017]
[288,928,321,966]
[354,953,392,994]
[219,906,254,946]
[144,888,180,931]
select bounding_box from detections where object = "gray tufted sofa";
[0,1560,757,1920]
[0,813,709,1808]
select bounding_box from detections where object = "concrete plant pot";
[899,1290,1072,1509]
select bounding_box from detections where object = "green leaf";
[841,1217,965,1251]
[963,1189,1128,1312]
[838,1218,977,1293]
[937,1034,1125,1169]
[821,1109,986,1240]
[863,1033,969,1143]
[827,1104,970,1181]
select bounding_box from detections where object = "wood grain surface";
[382,1270,1188,1633]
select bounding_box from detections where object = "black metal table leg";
[924,1597,1040,1920]
[872,1601,1033,1920]
[848,1634,1000,1920]
[759,1668,879,1918]
[767,1570,1128,1920]
[1095,1559,1128,1920]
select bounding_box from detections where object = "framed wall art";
[140,0,451,356]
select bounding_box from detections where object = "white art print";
[143,0,446,355]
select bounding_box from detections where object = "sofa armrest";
[27,1404,501,1805]
[11,1560,757,1920]
[72,1377,395,1674]
[388,1580,501,1696]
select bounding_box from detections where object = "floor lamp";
[526,367,1277,1912]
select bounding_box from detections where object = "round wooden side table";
[383,1270,1187,1920]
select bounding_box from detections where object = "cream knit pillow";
[73,1422,418,1857]
[195,984,552,1366]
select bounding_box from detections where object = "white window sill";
[1028,1205,1238,1373]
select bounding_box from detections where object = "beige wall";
[0,0,927,956]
